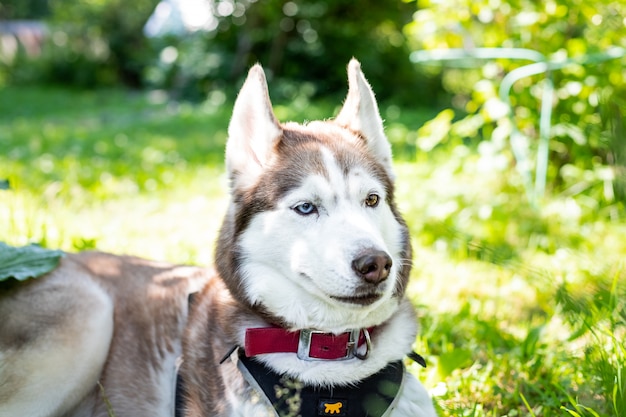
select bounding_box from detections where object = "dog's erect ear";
[226,64,282,189]
[335,59,394,178]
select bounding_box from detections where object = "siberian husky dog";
[0,60,436,417]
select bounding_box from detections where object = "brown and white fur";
[0,60,436,417]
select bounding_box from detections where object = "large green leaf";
[0,243,64,282]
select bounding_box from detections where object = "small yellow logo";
[323,401,343,414]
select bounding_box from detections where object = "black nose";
[352,250,392,284]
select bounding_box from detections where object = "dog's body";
[0,61,437,417]
[0,251,211,417]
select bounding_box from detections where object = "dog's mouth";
[298,273,385,306]
[331,292,383,306]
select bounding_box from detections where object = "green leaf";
[437,348,473,378]
[560,407,582,417]
[521,325,543,360]
[417,108,454,152]
[520,392,537,417]
[0,242,64,282]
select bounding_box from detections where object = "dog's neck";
[229,301,418,387]
[205,278,418,386]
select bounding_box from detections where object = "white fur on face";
[237,146,405,332]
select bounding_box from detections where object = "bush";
[2,0,442,105]
[0,0,49,19]
[405,0,626,208]
[145,0,438,104]
[2,0,157,88]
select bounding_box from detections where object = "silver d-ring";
[354,328,371,360]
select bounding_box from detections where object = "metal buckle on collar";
[354,327,371,360]
[297,328,371,361]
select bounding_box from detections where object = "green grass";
[1,86,624,416]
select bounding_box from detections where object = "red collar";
[244,327,374,361]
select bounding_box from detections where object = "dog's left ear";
[335,59,394,178]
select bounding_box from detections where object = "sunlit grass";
[1,87,624,416]
[397,150,626,416]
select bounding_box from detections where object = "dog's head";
[216,60,412,332]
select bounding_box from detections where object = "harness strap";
[237,349,405,417]
[174,369,185,417]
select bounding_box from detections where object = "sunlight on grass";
[1,166,228,264]
[1,87,624,417]
[396,150,626,416]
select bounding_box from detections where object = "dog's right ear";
[226,64,282,189]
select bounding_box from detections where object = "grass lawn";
[1,86,624,416]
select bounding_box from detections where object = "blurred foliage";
[0,0,440,104]
[1,0,157,87]
[48,0,158,87]
[144,0,438,103]
[0,0,49,19]
[405,0,626,209]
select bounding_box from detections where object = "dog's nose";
[352,250,392,284]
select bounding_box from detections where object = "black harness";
[237,350,404,417]
[175,349,407,417]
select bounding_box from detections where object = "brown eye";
[365,193,379,208]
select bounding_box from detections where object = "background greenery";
[1,0,625,416]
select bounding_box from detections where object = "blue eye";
[293,202,317,215]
